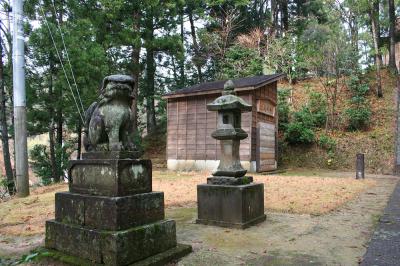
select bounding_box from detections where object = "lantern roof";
[207,80,252,112]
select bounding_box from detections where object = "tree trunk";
[49,121,57,182]
[188,9,203,83]
[55,0,64,181]
[0,33,14,194]
[179,10,185,88]
[55,96,63,181]
[370,1,383,98]
[350,11,359,56]
[271,0,279,37]
[48,66,58,182]
[388,0,397,72]
[131,10,141,131]
[144,15,157,135]
[281,0,289,33]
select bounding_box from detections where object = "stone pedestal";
[196,183,266,229]
[45,158,191,266]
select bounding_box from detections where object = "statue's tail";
[84,102,98,130]
[83,102,98,152]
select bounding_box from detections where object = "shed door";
[256,122,277,172]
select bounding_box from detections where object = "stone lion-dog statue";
[83,74,138,152]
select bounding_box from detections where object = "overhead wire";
[39,2,85,124]
[50,0,85,115]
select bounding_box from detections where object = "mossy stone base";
[197,183,266,229]
[38,244,192,266]
[55,191,164,230]
[68,159,152,197]
[45,219,177,265]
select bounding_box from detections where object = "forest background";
[0,0,399,191]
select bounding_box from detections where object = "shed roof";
[164,73,284,99]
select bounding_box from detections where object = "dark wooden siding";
[167,93,254,162]
[251,82,278,170]
[251,83,277,161]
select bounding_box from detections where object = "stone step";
[55,192,165,231]
[46,219,177,265]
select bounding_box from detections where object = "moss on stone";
[32,248,92,266]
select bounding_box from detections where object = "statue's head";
[100,75,135,101]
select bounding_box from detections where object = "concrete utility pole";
[12,0,29,197]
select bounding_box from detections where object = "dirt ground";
[0,171,398,265]
[174,175,398,265]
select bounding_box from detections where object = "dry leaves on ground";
[0,171,375,236]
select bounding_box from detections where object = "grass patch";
[254,174,375,214]
[0,171,375,238]
[0,183,67,236]
[154,171,375,215]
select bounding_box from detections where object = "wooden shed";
[163,74,284,173]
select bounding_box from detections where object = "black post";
[356,153,365,179]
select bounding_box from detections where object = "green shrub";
[284,122,315,145]
[308,91,327,128]
[278,88,291,131]
[221,45,263,78]
[348,75,369,98]
[30,143,71,185]
[345,107,371,131]
[293,107,315,128]
[292,92,327,130]
[318,134,336,152]
[345,74,371,131]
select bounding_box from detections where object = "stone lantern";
[196,80,266,229]
[207,80,252,184]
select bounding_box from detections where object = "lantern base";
[197,183,266,229]
[207,176,253,185]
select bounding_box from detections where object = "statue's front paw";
[110,142,122,151]
[124,142,137,151]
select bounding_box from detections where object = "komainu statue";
[83,75,138,152]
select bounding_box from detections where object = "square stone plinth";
[69,159,151,197]
[197,183,266,229]
[45,219,178,266]
[55,192,164,231]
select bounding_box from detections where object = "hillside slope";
[280,69,398,174]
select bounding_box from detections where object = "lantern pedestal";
[196,183,266,229]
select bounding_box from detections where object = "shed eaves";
[164,73,284,97]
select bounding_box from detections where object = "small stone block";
[131,243,192,266]
[197,183,266,229]
[69,159,152,196]
[55,191,164,230]
[45,219,177,266]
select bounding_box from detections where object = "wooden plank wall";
[251,83,277,162]
[256,122,277,171]
[167,93,253,162]
[237,92,252,161]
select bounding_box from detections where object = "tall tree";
[25,0,109,183]
[388,0,397,72]
[0,27,14,193]
[281,0,289,33]
[143,12,157,134]
[130,10,141,131]
[369,0,383,97]
[186,2,204,82]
